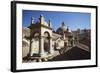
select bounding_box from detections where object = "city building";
[22,15,76,62]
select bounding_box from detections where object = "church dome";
[56,27,66,34]
[56,22,67,34]
[61,26,67,31]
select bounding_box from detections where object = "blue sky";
[22,10,91,31]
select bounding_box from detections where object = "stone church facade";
[22,15,76,61]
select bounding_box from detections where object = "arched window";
[44,31,50,53]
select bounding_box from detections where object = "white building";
[22,15,75,61]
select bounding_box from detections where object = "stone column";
[73,40,75,46]
[30,39,35,56]
[28,38,33,57]
[49,37,54,54]
[72,38,75,46]
[39,36,44,57]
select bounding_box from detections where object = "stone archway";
[44,31,50,53]
[30,32,40,56]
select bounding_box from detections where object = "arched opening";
[44,31,50,53]
[64,42,67,47]
[30,32,40,56]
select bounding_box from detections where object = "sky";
[22,10,91,31]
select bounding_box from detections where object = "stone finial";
[31,17,35,24]
[48,19,52,27]
[40,14,45,24]
[61,22,65,27]
[40,14,43,17]
[67,26,69,31]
